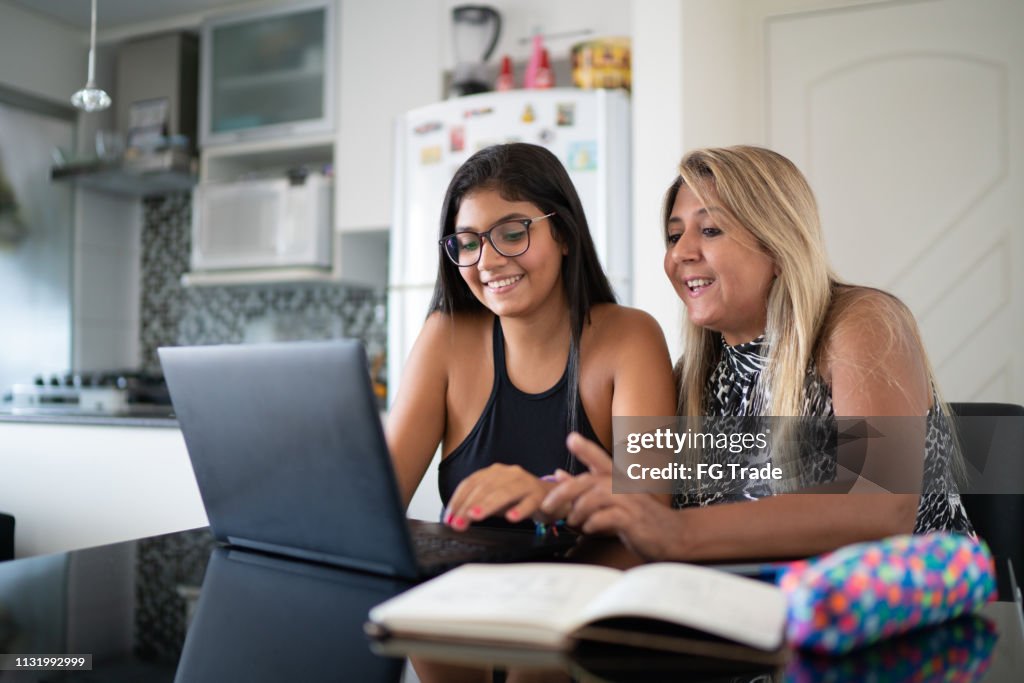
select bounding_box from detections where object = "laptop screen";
[160,341,418,576]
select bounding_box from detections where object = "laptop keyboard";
[412,534,493,561]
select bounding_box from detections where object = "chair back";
[0,513,12,561]
[949,402,1024,580]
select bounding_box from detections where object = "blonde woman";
[542,145,973,561]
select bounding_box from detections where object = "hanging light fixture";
[71,0,111,112]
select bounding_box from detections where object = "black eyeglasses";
[439,212,556,267]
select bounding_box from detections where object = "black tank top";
[438,317,601,528]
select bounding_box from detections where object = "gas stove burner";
[35,369,167,389]
[8,369,172,417]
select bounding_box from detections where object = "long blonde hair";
[667,145,965,484]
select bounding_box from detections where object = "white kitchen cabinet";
[0,421,205,558]
[195,0,340,282]
[192,135,389,289]
[192,0,444,287]
[189,134,347,286]
[334,0,443,232]
[198,134,334,183]
[200,0,335,147]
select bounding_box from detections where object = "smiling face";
[454,189,566,320]
[664,184,777,345]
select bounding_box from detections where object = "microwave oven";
[191,173,332,271]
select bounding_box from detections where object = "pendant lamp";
[71,0,111,112]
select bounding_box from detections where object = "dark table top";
[0,528,1020,682]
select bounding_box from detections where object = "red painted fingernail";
[507,509,521,522]
[453,516,467,530]
[469,506,483,519]
[443,511,453,525]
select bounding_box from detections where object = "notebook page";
[572,563,786,651]
[370,563,621,638]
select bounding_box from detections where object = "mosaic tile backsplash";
[139,193,387,381]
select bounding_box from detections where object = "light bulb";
[71,84,111,113]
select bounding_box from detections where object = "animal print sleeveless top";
[673,335,975,536]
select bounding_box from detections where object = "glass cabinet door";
[202,1,333,144]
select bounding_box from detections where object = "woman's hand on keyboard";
[443,463,560,531]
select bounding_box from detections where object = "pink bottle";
[523,34,544,88]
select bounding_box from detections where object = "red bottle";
[495,55,515,91]
[533,49,554,89]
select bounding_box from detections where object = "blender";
[449,5,502,97]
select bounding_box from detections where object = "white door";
[767,0,1024,404]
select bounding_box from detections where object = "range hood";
[51,147,195,198]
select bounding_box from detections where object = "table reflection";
[0,529,214,682]
[177,546,407,682]
[785,614,998,683]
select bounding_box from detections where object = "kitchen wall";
[138,192,387,381]
[0,2,83,105]
[0,100,75,391]
[73,189,142,372]
[0,3,79,388]
[0,3,118,169]
[0,2,141,380]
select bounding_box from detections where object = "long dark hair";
[429,143,616,435]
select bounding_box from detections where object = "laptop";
[159,340,577,580]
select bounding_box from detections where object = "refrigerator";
[388,88,631,520]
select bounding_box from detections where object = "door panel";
[767,0,1024,403]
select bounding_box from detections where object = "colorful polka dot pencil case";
[779,533,997,654]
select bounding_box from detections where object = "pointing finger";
[567,432,613,476]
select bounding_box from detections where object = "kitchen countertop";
[0,407,178,428]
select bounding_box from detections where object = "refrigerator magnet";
[556,103,575,126]
[414,121,442,135]
[420,145,442,165]
[567,141,598,172]
[450,126,465,153]
[538,128,555,144]
[463,107,493,119]
[521,104,536,124]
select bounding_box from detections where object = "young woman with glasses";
[385,143,676,531]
